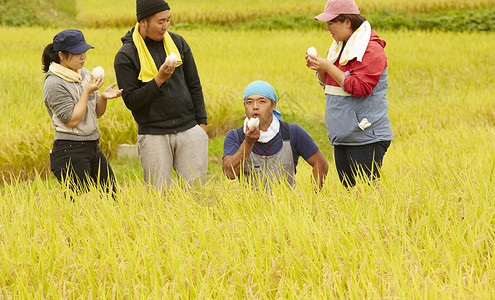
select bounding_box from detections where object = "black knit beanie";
[136,0,170,22]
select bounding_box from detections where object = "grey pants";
[137,125,208,191]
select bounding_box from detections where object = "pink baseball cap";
[314,0,360,22]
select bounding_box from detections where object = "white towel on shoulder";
[327,21,371,65]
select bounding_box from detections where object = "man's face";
[244,94,276,130]
[141,10,171,41]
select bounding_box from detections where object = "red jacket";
[326,31,387,97]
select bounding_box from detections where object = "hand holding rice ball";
[165,53,178,67]
[247,117,259,129]
[92,66,105,80]
[307,46,318,57]
[306,47,318,68]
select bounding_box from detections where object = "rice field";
[76,0,495,27]
[1,27,494,180]
[1,126,495,297]
[1,12,495,298]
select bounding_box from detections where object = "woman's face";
[59,52,86,71]
[326,19,353,42]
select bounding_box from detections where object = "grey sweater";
[43,68,100,141]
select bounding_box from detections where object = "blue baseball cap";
[53,29,94,54]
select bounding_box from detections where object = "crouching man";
[222,80,328,189]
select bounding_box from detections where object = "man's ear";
[138,19,148,38]
[271,100,277,110]
[139,18,148,29]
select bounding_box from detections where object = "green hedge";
[0,0,77,27]
[0,0,494,31]
[369,8,495,31]
[230,7,495,31]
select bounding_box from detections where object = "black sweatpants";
[50,139,116,196]
[333,141,391,188]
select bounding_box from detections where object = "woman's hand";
[95,83,122,117]
[306,53,346,88]
[101,83,123,100]
[306,54,331,73]
[84,75,104,94]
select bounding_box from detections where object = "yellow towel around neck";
[132,22,183,82]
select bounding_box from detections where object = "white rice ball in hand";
[307,46,318,58]
[165,52,178,66]
[91,66,105,80]
[247,117,259,129]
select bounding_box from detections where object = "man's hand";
[306,150,329,190]
[155,61,177,86]
[222,124,259,179]
[245,124,260,145]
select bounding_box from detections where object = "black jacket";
[114,28,207,134]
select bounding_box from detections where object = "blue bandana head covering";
[243,80,282,120]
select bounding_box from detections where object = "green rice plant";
[1,132,495,298]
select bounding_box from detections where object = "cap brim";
[67,43,94,55]
[314,12,338,22]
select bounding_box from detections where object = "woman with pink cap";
[306,0,393,188]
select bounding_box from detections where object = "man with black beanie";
[114,0,208,192]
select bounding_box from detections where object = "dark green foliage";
[0,0,77,27]
[236,14,327,30]
[369,8,495,31]
[240,8,495,31]
[0,0,40,26]
[0,0,493,30]
[173,7,495,32]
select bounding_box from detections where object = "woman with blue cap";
[222,80,328,189]
[42,29,123,198]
